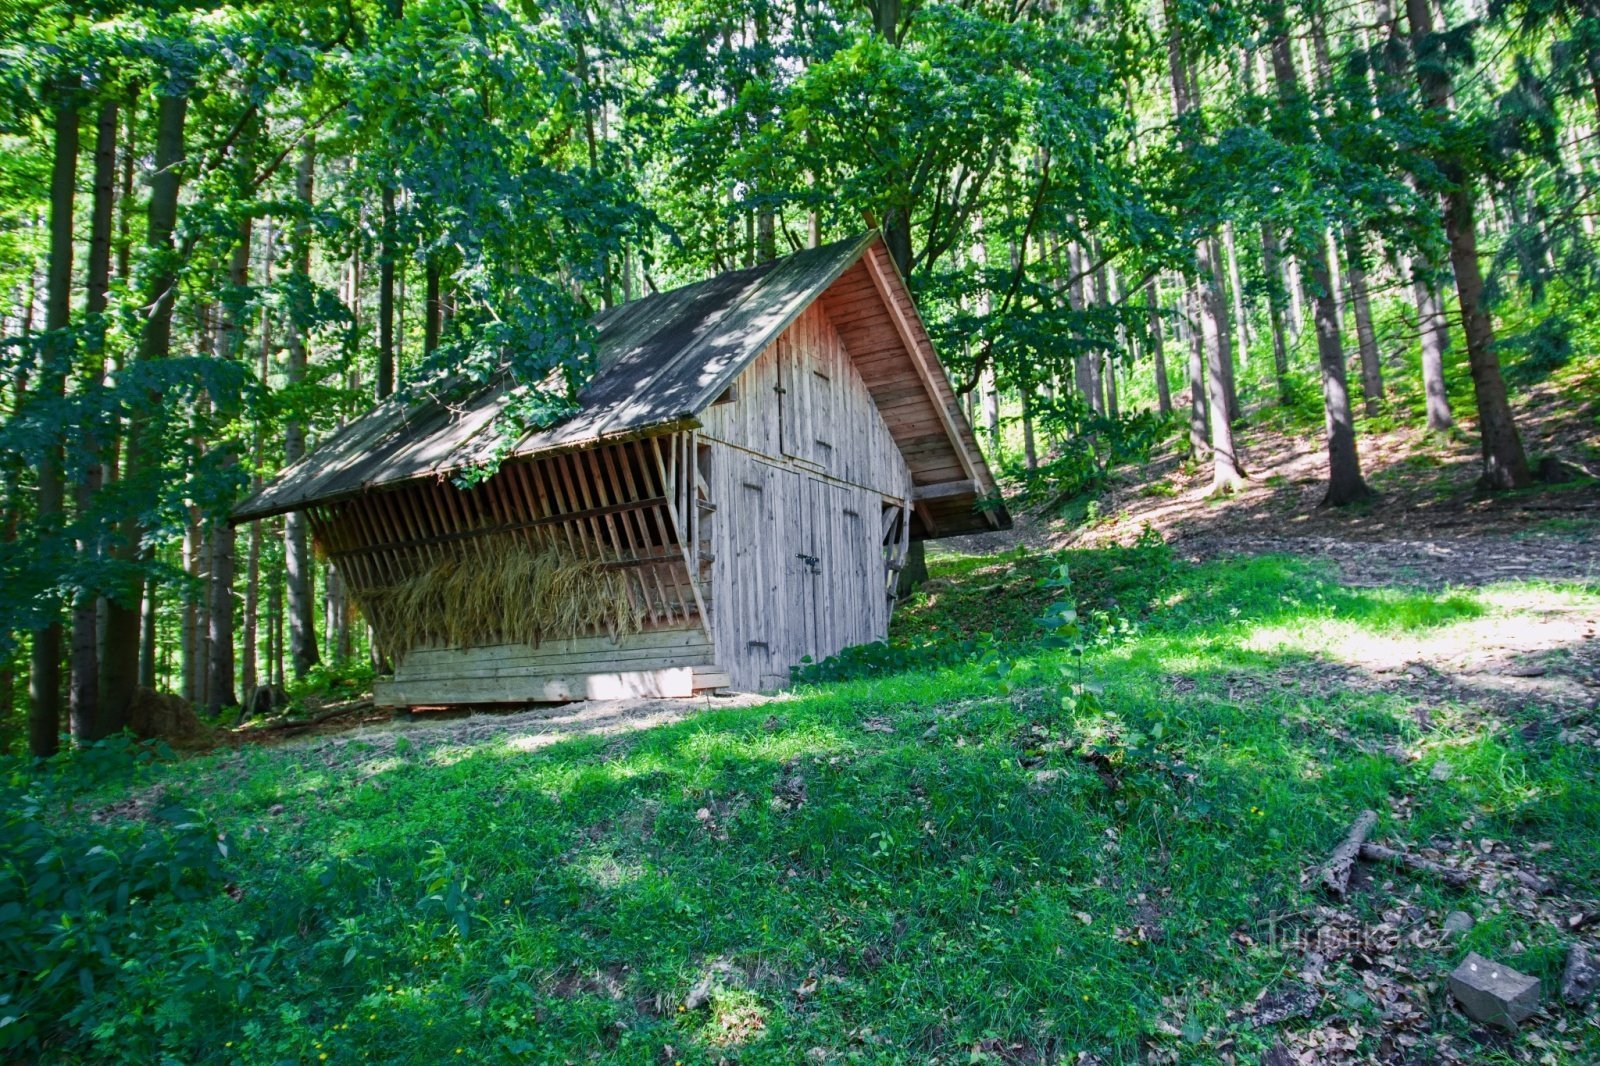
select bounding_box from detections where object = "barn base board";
[374,665,736,707]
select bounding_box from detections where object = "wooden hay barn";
[234,233,1008,705]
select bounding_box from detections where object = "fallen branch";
[1358,843,1472,888]
[246,700,373,734]
[1321,809,1378,898]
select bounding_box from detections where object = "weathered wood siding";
[698,303,912,690]
[373,627,718,706]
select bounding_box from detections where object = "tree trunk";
[206,219,251,713]
[424,257,442,355]
[1270,28,1369,506]
[1414,270,1454,432]
[103,91,186,725]
[981,368,1000,454]
[1068,242,1095,415]
[31,83,78,757]
[1343,227,1383,416]
[1260,225,1293,404]
[181,516,199,701]
[1197,241,1244,486]
[1148,280,1172,416]
[1209,236,1242,425]
[1286,255,1306,337]
[286,142,322,678]
[1166,3,1242,487]
[378,184,396,399]
[1404,0,1530,488]
[1224,221,1251,364]
[71,97,117,743]
[1021,390,1037,471]
[1185,287,1208,457]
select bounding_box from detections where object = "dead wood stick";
[1321,809,1379,898]
[250,702,369,733]
[1358,843,1472,887]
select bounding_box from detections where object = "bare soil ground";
[237,691,773,760]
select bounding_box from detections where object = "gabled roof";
[234,233,1008,534]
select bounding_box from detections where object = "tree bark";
[286,142,322,678]
[1209,236,1242,425]
[1343,227,1383,416]
[1184,287,1208,457]
[1166,2,1243,488]
[1270,28,1369,506]
[1260,225,1293,404]
[103,91,187,726]
[31,82,79,757]
[424,257,442,355]
[1224,221,1251,363]
[378,183,396,399]
[1404,0,1530,488]
[1414,269,1454,432]
[71,97,117,743]
[206,217,251,713]
[1148,279,1172,416]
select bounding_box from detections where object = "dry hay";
[353,533,641,660]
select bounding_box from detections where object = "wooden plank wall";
[698,302,912,690]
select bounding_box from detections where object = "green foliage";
[0,739,227,1054]
[8,546,1594,1062]
[283,658,376,708]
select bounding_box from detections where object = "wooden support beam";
[914,479,978,501]
[327,493,669,559]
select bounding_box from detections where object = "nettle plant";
[1028,556,1192,784]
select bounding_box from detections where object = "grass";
[12,542,1600,1064]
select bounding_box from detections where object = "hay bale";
[350,532,642,660]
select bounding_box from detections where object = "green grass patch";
[7,545,1598,1064]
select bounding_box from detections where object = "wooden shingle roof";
[235,233,1008,534]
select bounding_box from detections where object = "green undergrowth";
[6,544,1599,1064]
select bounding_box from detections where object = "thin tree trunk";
[424,257,442,356]
[1209,236,1243,425]
[207,217,251,713]
[71,97,116,743]
[1166,4,1242,487]
[981,369,1000,453]
[1414,270,1454,432]
[103,91,187,724]
[1270,26,1369,505]
[137,583,156,689]
[268,535,284,688]
[1148,279,1172,416]
[286,142,322,678]
[1068,242,1095,414]
[181,516,199,701]
[241,221,272,704]
[1185,287,1209,456]
[1286,255,1306,337]
[1021,390,1037,470]
[1260,225,1293,403]
[1343,228,1383,417]
[31,82,78,757]
[378,184,396,399]
[1404,0,1530,488]
[1224,221,1251,363]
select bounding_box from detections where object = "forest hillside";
[4,0,1600,1060]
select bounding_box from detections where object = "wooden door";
[797,477,880,665]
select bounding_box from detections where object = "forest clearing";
[5,0,1600,1061]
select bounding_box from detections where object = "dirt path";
[264,691,773,762]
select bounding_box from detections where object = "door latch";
[796,553,821,575]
